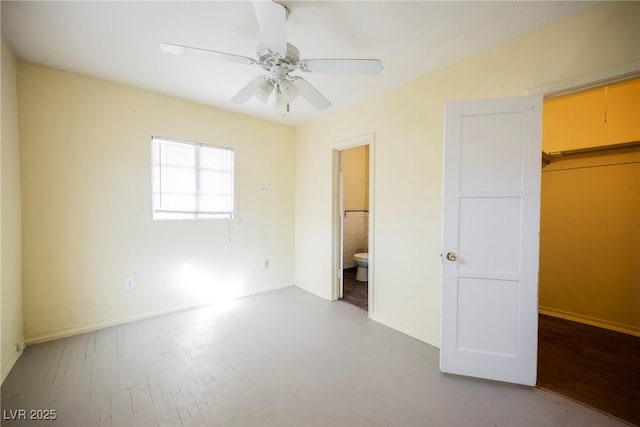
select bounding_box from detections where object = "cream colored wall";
[539,151,640,335]
[18,63,295,343]
[294,2,640,346]
[1,40,25,382]
[342,145,369,211]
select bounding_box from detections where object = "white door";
[440,94,542,386]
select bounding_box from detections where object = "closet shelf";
[542,140,640,166]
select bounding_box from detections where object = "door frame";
[532,65,640,326]
[526,60,640,98]
[331,133,375,313]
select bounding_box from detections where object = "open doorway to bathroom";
[331,134,374,312]
[341,145,369,310]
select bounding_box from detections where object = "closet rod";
[542,140,640,164]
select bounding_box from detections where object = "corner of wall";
[1,38,25,384]
[1,344,25,384]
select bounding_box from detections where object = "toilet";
[353,253,368,282]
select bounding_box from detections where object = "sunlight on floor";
[180,262,239,313]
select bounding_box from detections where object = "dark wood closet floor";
[537,314,640,425]
[341,268,368,310]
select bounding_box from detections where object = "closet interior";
[537,77,640,425]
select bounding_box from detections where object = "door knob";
[446,252,457,262]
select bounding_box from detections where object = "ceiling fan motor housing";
[257,42,300,71]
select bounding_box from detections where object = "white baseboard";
[369,311,440,348]
[1,344,24,385]
[25,284,293,345]
[539,306,640,337]
[293,284,330,301]
[25,304,209,344]
[295,285,441,348]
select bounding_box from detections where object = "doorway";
[331,134,374,312]
[340,145,369,310]
[439,65,639,415]
[536,77,640,425]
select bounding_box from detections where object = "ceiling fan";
[160,1,383,111]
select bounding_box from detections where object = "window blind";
[151,137,234,220]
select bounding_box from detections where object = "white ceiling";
[2,1,596,126]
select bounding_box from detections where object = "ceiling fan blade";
[252,1,288,56]
[160,42,255,65]
[291,77,331,110]
[230,76,265,104]
[301,59,383,75]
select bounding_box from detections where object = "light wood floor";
[1,287,624,426]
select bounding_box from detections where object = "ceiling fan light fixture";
[274,88,288,110]
[255,78,274,103]
[279,79,300,102]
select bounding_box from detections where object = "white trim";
[527,60,640,98]
[26,304,213,344]
[369,312,440,348]
[539,306,640,337]
[367,138,375,314]
[24,284,293,345]
[331,149,343,301]
[331,134,375,312]
[331,133,374,151]
[293,284,331,301]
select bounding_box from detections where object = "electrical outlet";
[260,185,269,192]
[264,259,270,269]
[124,277,135,290]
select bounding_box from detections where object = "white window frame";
[151,136,235,220]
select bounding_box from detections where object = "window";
[151,137,234,220]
